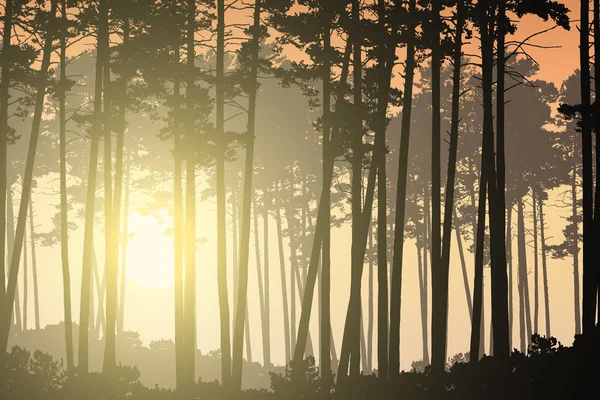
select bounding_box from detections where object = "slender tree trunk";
[470,164,487,362]
[539,197,551,337]
[437,0,464,370]
[417,242,427,364]
[572,157,581,334]
[7,180,21,332]
[101,0,118,372]
[454,210,473,320]
[263,192,271,367]
[275,186,291,365]
[0,0,14,308]
[183,0,197,387]
[593,0,600,332]
[532,190,539,334]
[172,39,185,390]
[367,227,373,374]
[23,228,28,331]
[0,0,59,356]
[318,2,333,386]
[422,187,430,364]
[389,0,416,377]
[253,201,267,364]
[517,198,531,351]
[232,185,239,321]
[93,246,105,338]
[507,201,513,349]
[118,159,130,334]
[29,194,39,331]
[580,0,595,334]
[232,0,262,389]
[113,18,130,337]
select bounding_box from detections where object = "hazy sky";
[5,0,587,374]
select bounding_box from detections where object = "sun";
[124,212,175,289]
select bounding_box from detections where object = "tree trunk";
[172,34,185,390]
[422,186,431,365]
[252,201,267,366]
[469,164,487,362]
[58,0,73,365]
[539,196,551,337]
[507,201,513,350]
[7,183,22,332]
[389,0,416,377]
[29,194,39,331]
[454,210,473,321]
[263,192,271,367]
[232,0,261,390]
[580,0,595,335]
[571,156,581,334]
[275,185,291,365]
[101,0,117,372]
[93,246,105,338]
[23,228,28,331]
[183,0,197,388]
[0,0,59,356]
[118,158,130,334]
[367,227,373,374]
[517,197,531,351]
[0,0,14,309]
[532,190,539,335]
[437,0,464,371]
[491,0,510,361]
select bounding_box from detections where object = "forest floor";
[1,326,599,399]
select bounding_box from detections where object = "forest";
[1,0,599,399]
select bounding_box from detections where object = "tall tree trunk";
[539,196,551,337]
[29,194,39,331]
[594,0,600,331]
[232,0,261,389]
[113,17,130,337]
[454,210,473,321]
[118,158,130,334]
[429,0,445,374]
[183,0,197,388]
[23,228,28,331]
[7,182,22,331]
[367,227,373,374]
[0,0,14,307]
[101,0,118,373]
[507,201,513,350]
[318,1,333,386]
[417,242,427,364]
[232,185,239,321]
[532,190,539,334]
[389,0,416,377]
[438,1,465,368]
[263,192,271,367]
[275,186,291,365]
[517,198,530,352]
[491,0,510,361]
[0,0,58,356]
[470,164,487,362]
[572,156,581,334]
[172,38,185,390]
[252,201,267,365]
[422,186,431,364]
[580,0,595,334]
[93,246,105,338]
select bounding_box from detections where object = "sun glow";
[125,212,175,289]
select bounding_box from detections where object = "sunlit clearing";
[125,212,174,289]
